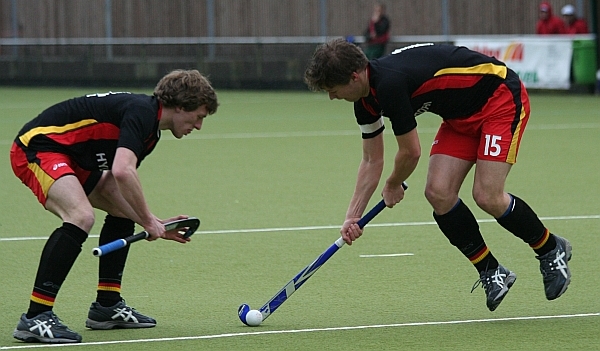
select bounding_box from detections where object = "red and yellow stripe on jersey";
[412,63,508,98]
[19,119,99,147]
[355,44,521,138]
[10,93,161,205]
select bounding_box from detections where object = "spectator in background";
[536,2,566,34]
[561,4,589,34]
[363,2,390,59]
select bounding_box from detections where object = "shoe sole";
[85,318,156,330]
[13,330,81,343]
[488,272,517,312]
[547,239,572,300]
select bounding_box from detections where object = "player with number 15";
[304,39,572,312]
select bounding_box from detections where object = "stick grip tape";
[92,232,148,257]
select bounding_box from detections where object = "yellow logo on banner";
[502,43,524,62]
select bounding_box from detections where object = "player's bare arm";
[341,133,385,244]
[111,147,165,240]
[382,128,420,207]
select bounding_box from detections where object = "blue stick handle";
[356,181,408,228]
[92,232,148,257]
[356,200,386,228]
[91,217,200,257]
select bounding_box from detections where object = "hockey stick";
[91,217,200,257]
[238,182,407,326]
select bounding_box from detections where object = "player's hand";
[160,215,192,243]
[160,214,189,223]
[382,180,406,208]
[144,217,166,241]
[341,218,363,246]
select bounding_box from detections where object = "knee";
[70,209,96,233]
[424,185,440,206]
[472,189,504,216]
[425,184,457,214]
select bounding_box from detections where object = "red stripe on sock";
[469,246,490,264]
[531,229,550,250]
[31,291,55,306]
[98,282,121,292]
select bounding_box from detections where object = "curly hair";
[304,38,369,91]
[154,70,219,114]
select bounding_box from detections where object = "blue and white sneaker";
[13,311,82,343]
[472,264,517,311]
[86,299,156,330]
[537,235,572,300]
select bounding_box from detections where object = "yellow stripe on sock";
[31,295,54,306]
[470,247,490,264]
[97,284,121,293]
[531,229,550,250]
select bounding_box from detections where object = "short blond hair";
[154,69,219,114]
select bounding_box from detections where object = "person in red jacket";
[561,4,589,34]
[536,2,566,34]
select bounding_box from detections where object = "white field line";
[195,215,600,235]
[158,122,600,141]
[1,215,598,242]
[360,253,414,258]
[1,313,597,349]
[2,122,596,145]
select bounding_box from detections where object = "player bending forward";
[304,38,571,311]
[10,70,218,343]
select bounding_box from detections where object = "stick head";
[238,303,252,326]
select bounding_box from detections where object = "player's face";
[172,105,208,139]
[325,72,367,102]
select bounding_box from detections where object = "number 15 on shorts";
[484,134,502,156]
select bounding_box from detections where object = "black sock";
[496,194,556,256]
[27,223,87,318]
[96,215,135,307]
[434,199,498,272]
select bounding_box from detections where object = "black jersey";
[15,92,161,171]
[354,43,510,138]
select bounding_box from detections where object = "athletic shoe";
[86,299,156,330]
[13,311,82,343]
[537,235,572,300]
[471,264,517,311]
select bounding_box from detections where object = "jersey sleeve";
[377,77,417,136]
[354,100,385,139]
